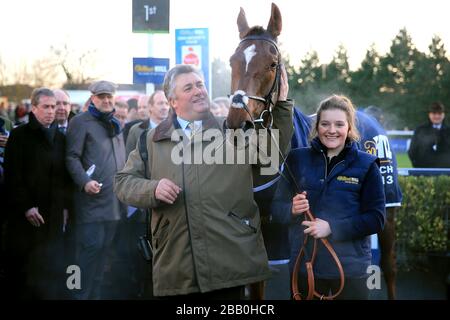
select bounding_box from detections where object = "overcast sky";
[1,0,449,84]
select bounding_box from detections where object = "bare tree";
[0,55,8,86]
[5,56,61,88]
[31,57,61,87]
[50,44,99,87]
[11,63,32,86]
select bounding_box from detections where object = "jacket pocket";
[352,239,366,257]
[228,211,257,233]
[154,219,170,250]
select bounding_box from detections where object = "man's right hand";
[155,178,182,204]
[84,180,101,195]
[25,207,45,227]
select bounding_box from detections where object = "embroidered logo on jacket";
[337,176,359,184]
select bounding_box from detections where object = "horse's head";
[227,3,282,130]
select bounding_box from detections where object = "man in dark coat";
[408,102,450,168]
[3,88,71,299]
[66,80,126,299]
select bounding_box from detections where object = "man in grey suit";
[125,90,169,158]
[121,90,169,298]
[66,80,126,299]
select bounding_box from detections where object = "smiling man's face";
[170,72,210,121]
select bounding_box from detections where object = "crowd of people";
[0,62,447,301]
[0,67,237,299]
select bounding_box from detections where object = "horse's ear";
[237,7,250,39]
[267,3,282,38]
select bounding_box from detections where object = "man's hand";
[155,178,182,204]
[25,207,45,227]
[84,180,101,195]
[302,218,331,239]
[292,191,309,215]
[278,63,289,101]
[0,134,8,147]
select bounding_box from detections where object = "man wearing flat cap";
[409,102,450,168]
[66,80,127,299]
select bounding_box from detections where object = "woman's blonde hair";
[309,94,360,143]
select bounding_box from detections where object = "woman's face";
[318,109,349,155]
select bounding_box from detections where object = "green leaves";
[397,176,449,254]
[284,28,450,129]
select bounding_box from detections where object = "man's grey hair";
[163,65,204,100]
[31,88,55,106]
[53,88,71,99]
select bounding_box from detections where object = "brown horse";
[226,3,398,300]
[227,3,282,131]
[226,3,283,300]
[227,2,287,199]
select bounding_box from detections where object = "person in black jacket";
[3,88,72,299]
[408,102,450,168]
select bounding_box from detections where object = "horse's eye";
[270,62,278,69]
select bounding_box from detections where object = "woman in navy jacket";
[271,95,386,299]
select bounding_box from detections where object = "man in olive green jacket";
[114,64,293,298]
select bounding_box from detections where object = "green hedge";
[396,176,450,254]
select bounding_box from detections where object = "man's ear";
[169,97,177,111]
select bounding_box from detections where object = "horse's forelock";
[244,26,269,38]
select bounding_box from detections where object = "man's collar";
[29,111,46,129]
[176,116,202,130]
[431,122,442,129]
[153,111,221,142]
[58,120,68,127]
[149,119,159,129]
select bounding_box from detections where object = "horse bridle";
[229,35,281,129]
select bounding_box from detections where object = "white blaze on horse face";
[244,44,257,73]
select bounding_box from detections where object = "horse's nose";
[231,90,249,109]
[242,120,254,131]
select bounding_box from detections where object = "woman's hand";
[292,191,309,215]
[302,218,331,239]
